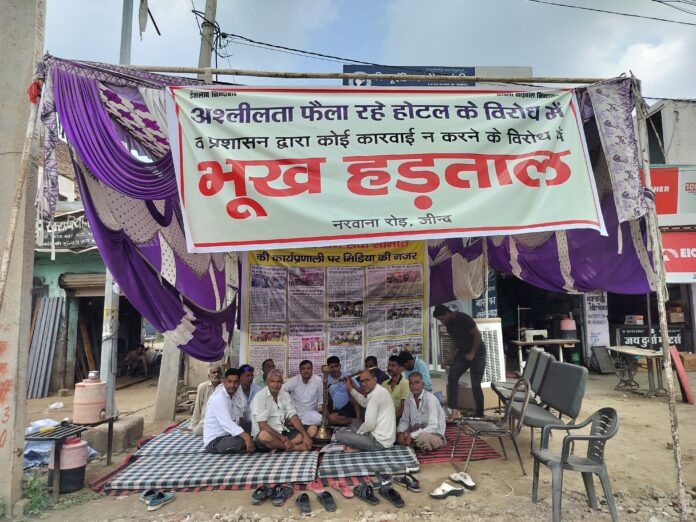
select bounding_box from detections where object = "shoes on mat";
[378,485,405,508]
[449,471,476,490]
[251,485,274,505]
[392,473,421,492]
[353,483,380,505]
[146,491,175,511]
[295,492,312,514]
[271,484,294,506]
[315,490,337,512]
[429,482,464,499]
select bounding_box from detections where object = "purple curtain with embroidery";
[75,161,234,361]
[53,68,177,199]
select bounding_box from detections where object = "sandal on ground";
[306,478,326,493]
[375,471,392,486]
[271,484,294,506]
[295,492,312,514]
[429,482,464,499]
[392,473,421,492]
[353,483,380,505]
[378,485,405,508]
[146,491,175,511]
[251,485,273,505]
[315,491,337,512]
[330,478,354,498]
[449,471,476,490]
[139,489,157,503]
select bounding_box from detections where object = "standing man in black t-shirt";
[433,304,487,417]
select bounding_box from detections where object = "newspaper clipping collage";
[241,241,429,377]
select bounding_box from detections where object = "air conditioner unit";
[475,318,506,385]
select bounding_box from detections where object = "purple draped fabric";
[53,68,178,199]
[75,162,235,361]
[429,193,653,305]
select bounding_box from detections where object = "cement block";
[12,498,28,517]
[81,416,144,454]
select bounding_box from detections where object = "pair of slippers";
[139,489,175,511]
[303,479,337,513]
[429,472,476,500]
[251,484,294,507]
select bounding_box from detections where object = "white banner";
[167,87,605,252]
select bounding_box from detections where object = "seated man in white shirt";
[281,360,322,438]
[251,369,313,451]
[396,372,446,452]
[203,368,255,454]
[334,368,396,452]
[190,365,221,436]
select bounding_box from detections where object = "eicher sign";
[166,87,605,252]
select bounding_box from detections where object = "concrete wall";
[652,101,696,165]
[33,251,105,297]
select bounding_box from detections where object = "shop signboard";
[167,86,605,252]
[644,165,696,226]
[35,209,96,252]
[341,65,533,87]
[615,325,685,351]
[472,270,497,318]
[583,290,609,348]
[662,231,696,283]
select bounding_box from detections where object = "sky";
[43,0,696,100]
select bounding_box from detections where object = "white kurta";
[282,374,323,425]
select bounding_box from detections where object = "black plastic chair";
[452,378,531,475]
[531,407,620,522]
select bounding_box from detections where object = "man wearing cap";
[190,366,221,436]
[282,360,322,436]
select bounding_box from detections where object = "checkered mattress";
[102,450,319,491]
[317,445,419,478]
[134,428,204,457]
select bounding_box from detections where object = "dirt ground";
[21,370,696,521]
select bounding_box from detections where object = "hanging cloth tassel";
[28,79,42,104]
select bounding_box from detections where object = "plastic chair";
[531,407,620,522]
[452,378,531,475]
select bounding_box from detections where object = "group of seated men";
[190,351,446,455]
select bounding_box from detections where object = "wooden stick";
[635,83,688,521]
[0,100,39,314]
[126,64,606,84]
[79,318,96,371]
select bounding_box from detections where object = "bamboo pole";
[634,83,688,521]
[126,64,606,85]
[0,99,39,314]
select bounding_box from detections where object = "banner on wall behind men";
[240,241,428,377]
[167,87,605,252]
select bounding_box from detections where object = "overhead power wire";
[527,0,696,26]
[653,0,696,16]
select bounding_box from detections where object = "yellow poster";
[241,241,428,377]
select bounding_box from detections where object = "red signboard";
[644,166,696,226]
[662,231,696,283]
